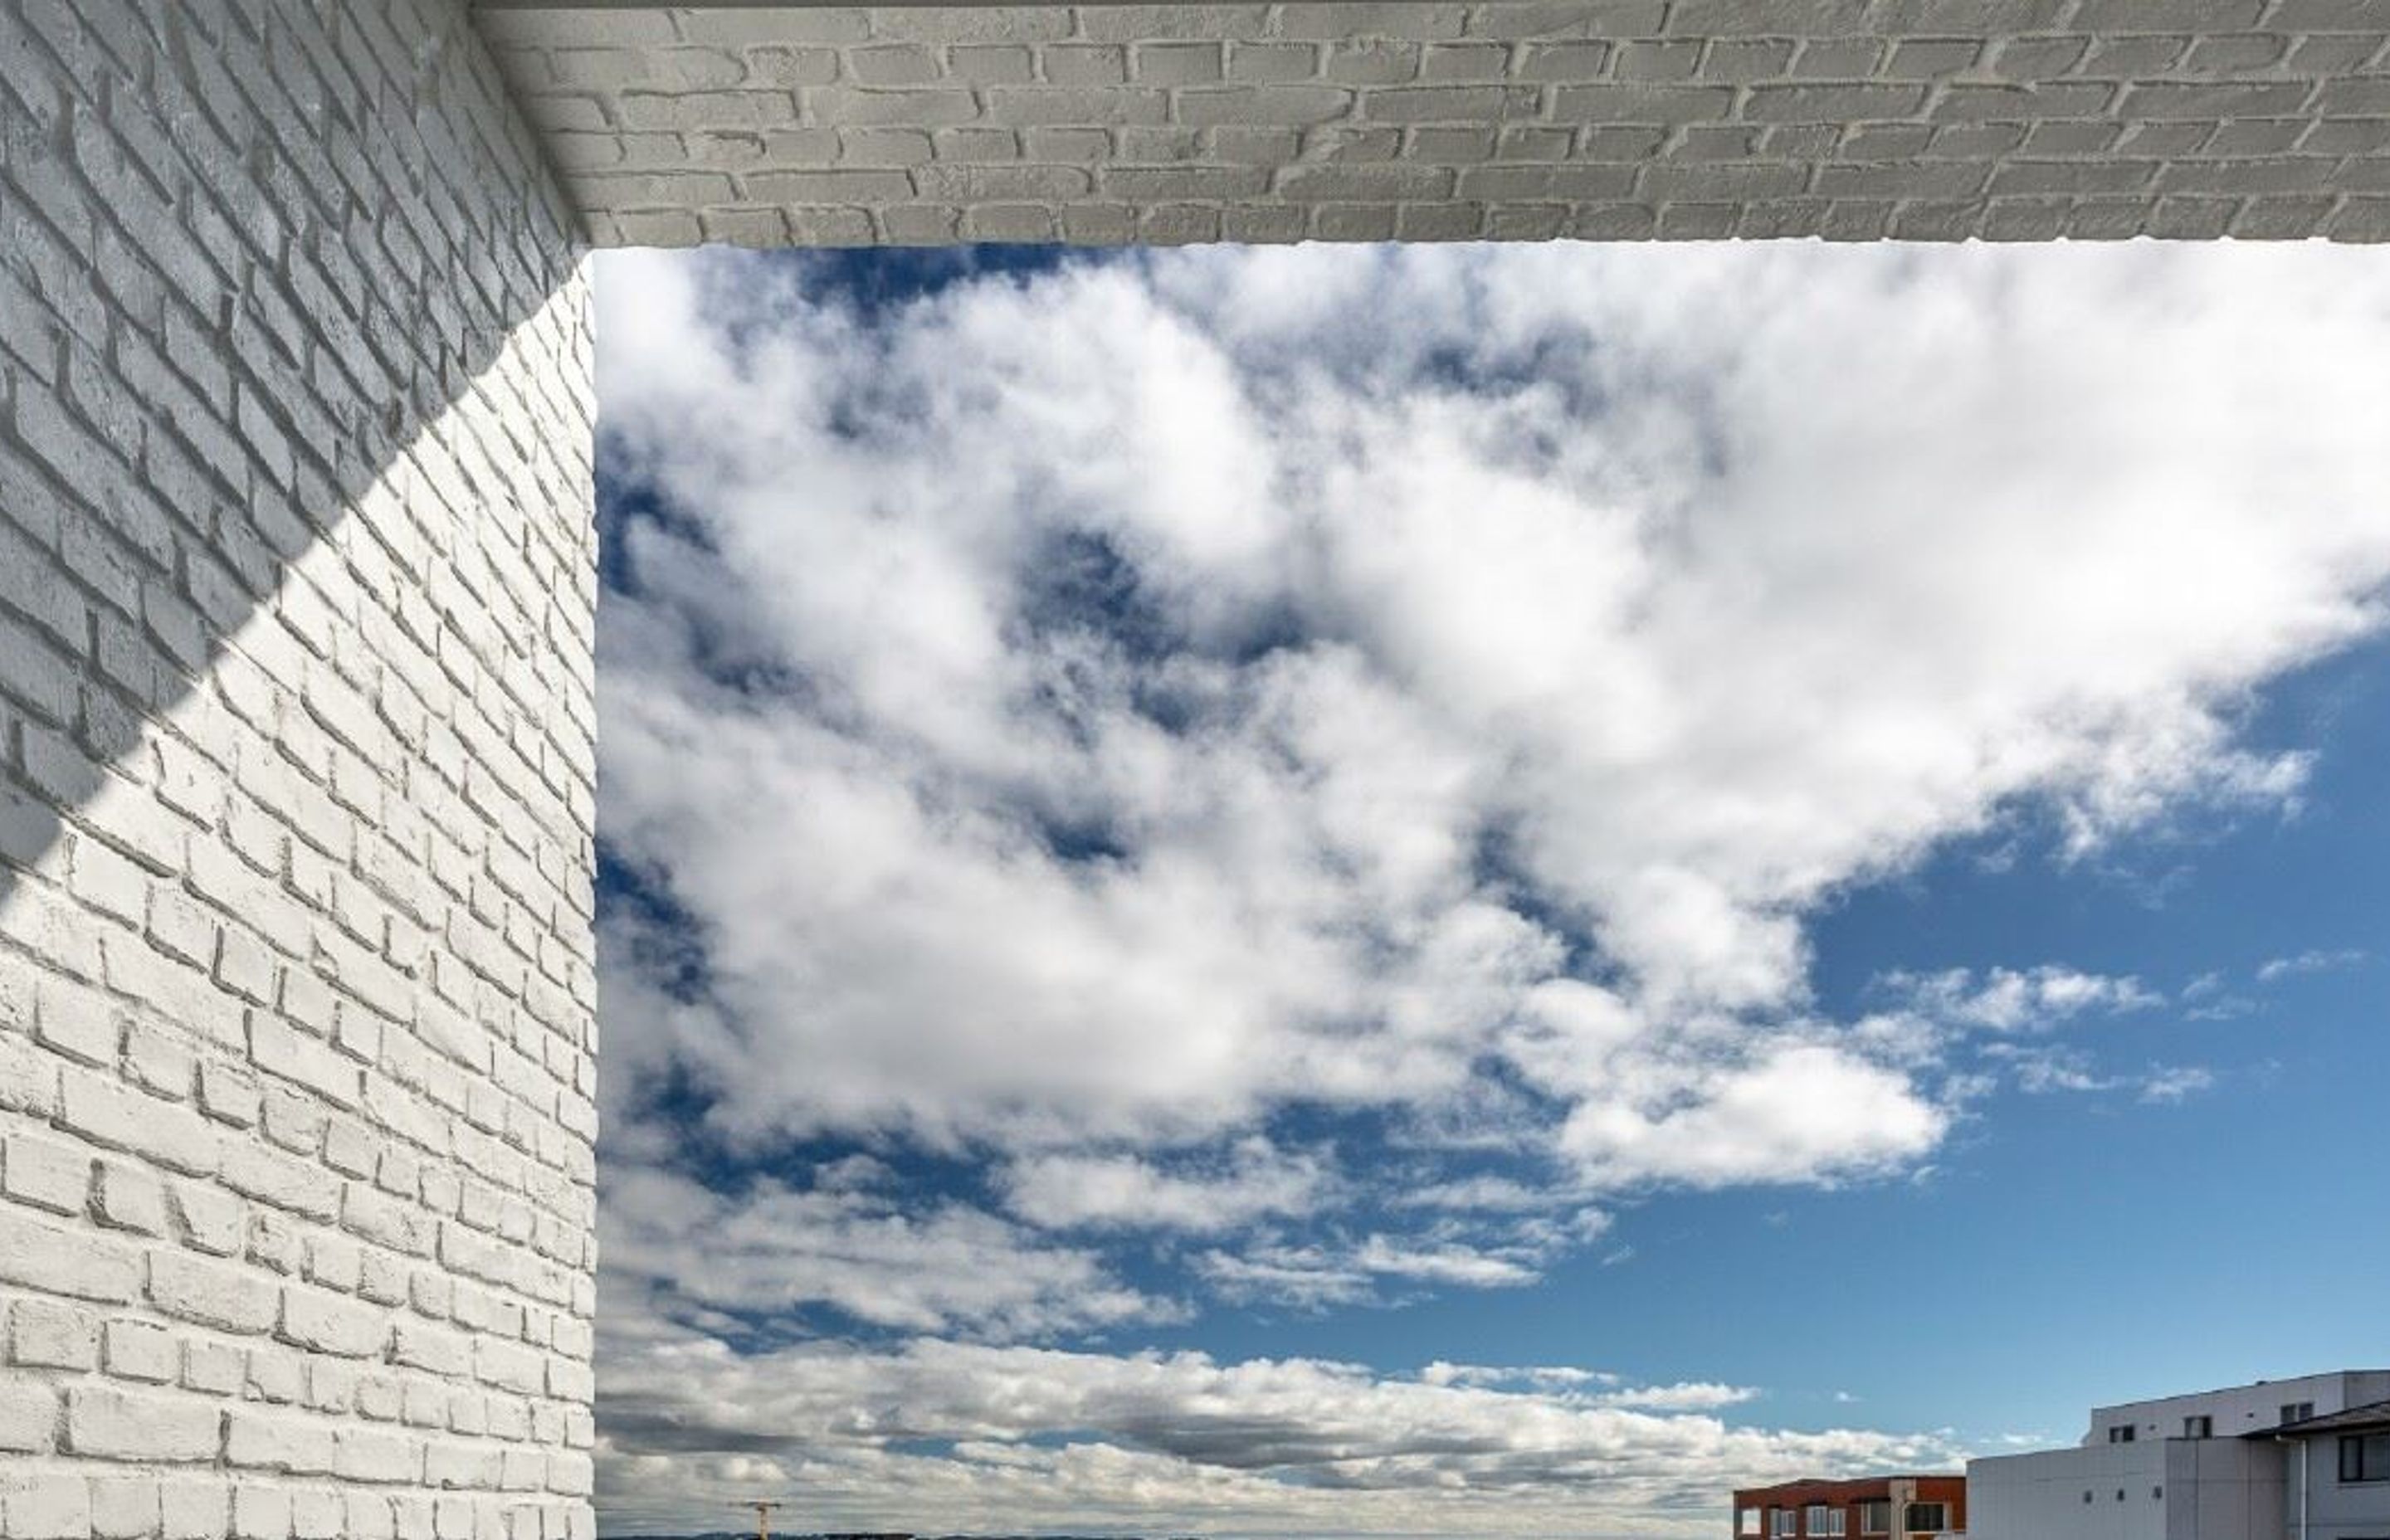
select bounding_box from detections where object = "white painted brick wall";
[478,0,2390,243]
[0,3,597,1538]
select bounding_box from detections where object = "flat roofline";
[1734,1475,1963,1498]
[2093,1369,2390,1414]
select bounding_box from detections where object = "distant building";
[2270,1400,2390,1540]
[1964,1369,2390,1540]
[1733,1474,1968,1540]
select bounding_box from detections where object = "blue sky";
[585,241,2390,1537]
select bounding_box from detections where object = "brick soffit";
[467,2,2390,245]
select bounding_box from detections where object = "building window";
[1904,1503,1949,1533]
[2109,1425,2137,1443]
[2184,1416,2212,1438]
[1860,1500,1891,1533]
[2342,1433,2390,1484]
[1807,1506,1846,1537]
[2282,1401,2316,1425]
[1739,1508,1763,1537]
[1773,1508,1797,1538]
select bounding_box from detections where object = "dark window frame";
[2342,1433,2390,1484]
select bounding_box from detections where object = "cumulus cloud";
[1554,1041,1948,1189]
[599,241,2390,1190]
[589,241,2390,1534]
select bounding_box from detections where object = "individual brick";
[1134,42,1223,85]
[1549,83,1736,120]
[60,1070,220,1176]
[846,44,942,85]
[66,1383,224,1462]
[0,1380,58,1452]
[167,1179,246,1255]
[1744,82,1931,120]
[103,1318,179,1382]
[12,1298,100,1370]
[4,1131,95,1215]
[90,1477,163,1540]
[226,1407,338,1474]
[1176,85,1356,125]
[278,1286,391,1358]
[3,1474,90,1539]
[0,1206,143,1303]
[149,1250,278,1334]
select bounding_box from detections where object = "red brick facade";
[1732,1474,1968,1539]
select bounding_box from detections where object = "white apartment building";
[1967,1372,2390,1540]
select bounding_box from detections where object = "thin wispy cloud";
[1872,966,2163,1033]
[2256,947,2368,982]
[2136,1065,2219,1104]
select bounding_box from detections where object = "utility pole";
[736,1499,783,1540]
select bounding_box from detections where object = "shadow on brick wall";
[0,3,598,1524]
[1,0,590,967]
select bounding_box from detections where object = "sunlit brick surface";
[0,2,597,1535]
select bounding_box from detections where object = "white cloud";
[1875,965,2164,1032]
[2179,969,2258,1022]
[1551,1040,1949,1190]
[1412,1363,1754,1412]
[1983,1045,2217,1105]
[589,241,2390,1534]
[2137,1065,2218,1104]
[598,241,2390,1201]
[1421,1362,1618,1389]
[1002,1141,1334,1233]
[603,1164,1176,1340]
[2256,948,2368,982]
[1995,1045,2112,1095]
[1600,1382,1763,1413]
[1193,1211,1601,1309]
[1393,1173,1580,1212]
[1195,1242,1378,1309]
[595,1328,1958,1538]
[1353,1233,1546,1287]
